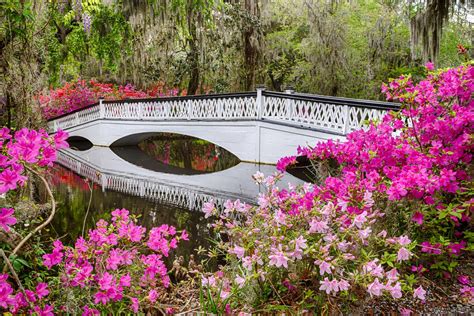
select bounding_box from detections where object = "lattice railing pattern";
[347,106,387,132]
[51,105,100,132]
[263,97,347,133]
[48,92,398,136]
[56,151,232,211]
[102,96,257,121]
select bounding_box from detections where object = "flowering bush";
[0,127,69,314]
[0,127,69,197]
[201,64,473,312]
[0,208,187,314]
[0,127,190,314]
[39,209,187,314]
[38,80,186,120]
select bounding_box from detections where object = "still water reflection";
[47,164,212,263]
[48,133,303,265]
[109,133,241,175]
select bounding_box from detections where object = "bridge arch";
[67,136,93,151]
[65,120,259,162]
[110,131,239,159]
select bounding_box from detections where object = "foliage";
[40,209,187,314]
[37,80,186,120]
[0,127,68,313]
[199,64,474,312]
[0,208,187,314]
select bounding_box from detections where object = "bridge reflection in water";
[55,146,303,212]
[49,145,302,260]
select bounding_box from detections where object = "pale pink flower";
[386,268,399,282]
[397,247,412,262]
[309,219,329,233]
[387,281,402,299]
[397,235,411,246]
[230,245,245,259]
[338,279,350,291]
[235,275,245,288]
[317,260,333,276]
[363,191,374,208]
[242,256,253,270]
[413,285,426,300]
[202,200,215,218]
[319,277,335,294]
[293,236,307,250]
[269,248,289,268]
[363,260,384,278]
[367,278,384,297]
[252,171,265,184]
[358,227,372,240]
[353,211,368,228]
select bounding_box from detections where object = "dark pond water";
[111,133,240,175]
[46,164,213,264]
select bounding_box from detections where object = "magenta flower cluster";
[0,275,53,314]
[0,127,69,231]
[0,128,69,314]
[277,64,473,257]
[40,209,187,314]
[201,64,473,311]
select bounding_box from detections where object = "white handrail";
[47,90,398,135]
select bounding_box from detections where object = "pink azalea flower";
[367,278,384,297]
[235,275,245,288]
[268,248,289,268]
[230,245,245,259]
[0,208,16,232]
[130,297,139,313]
[319,277,334,294]
[413,285,426,300]
[36,282,49,298]
[397,247,412,262]
[387,281,402,299]
[317,260,333,276]
[425,62,434,71]
[83,305,100,316]
[202,200,215,218]
[411,212,424,225]
[458,275,470,285]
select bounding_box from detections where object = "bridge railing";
[47,89,399,135]
[260,90,399,134]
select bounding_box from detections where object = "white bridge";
[48,89,399,164]
[56,147,303,211]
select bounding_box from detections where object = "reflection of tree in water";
[138,133,240,173]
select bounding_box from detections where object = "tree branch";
[3,167,56,273]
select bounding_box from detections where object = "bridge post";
[99,97,105,119]
[256,85,266,120]
[101,174,107,192]
[342,105,350,134]
[138,102,143,120]
[285,86,295,120]
[187,100,193,120]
